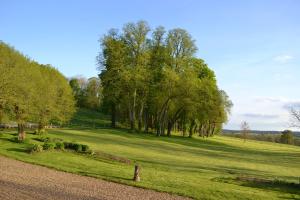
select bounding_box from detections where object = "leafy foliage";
[97,21,233,137]
[42,142,56,150]
[0,41,76,140]
[29,144,43,153]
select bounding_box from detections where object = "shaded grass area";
[0,109,300,199]
[68,108,111,128]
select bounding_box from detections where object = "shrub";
[74,143,82,152]
[55,142,64,150]
[63,142,74,149]
[42,142,56,150]
[29,144,43,153]
[63,142,89,152]
[81,144,89,152]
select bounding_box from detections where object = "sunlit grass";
[1,128,300,200]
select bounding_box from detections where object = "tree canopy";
[97,21,233,137]
[0,41,76,140]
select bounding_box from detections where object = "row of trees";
[98,21,233,137]
[0,41,75,140]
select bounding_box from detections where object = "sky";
[1,0,300,131]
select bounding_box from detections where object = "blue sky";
[1,0,300,130]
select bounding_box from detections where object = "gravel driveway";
[0,156,190,200]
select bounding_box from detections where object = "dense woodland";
[0,42,75,140]
[97,21,233,137]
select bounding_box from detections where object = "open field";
[1,125,300,199]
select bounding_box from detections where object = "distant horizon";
[1,0,299,131]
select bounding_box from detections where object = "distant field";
[0,110,299,200]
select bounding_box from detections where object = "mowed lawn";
[1,108,300,200]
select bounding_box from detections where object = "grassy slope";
[0,109,300,200]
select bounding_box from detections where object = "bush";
[74,143,82,152]
[42,142,56,150]
[63,142,89,152]
[29,144,43,153]
[55,142,64,150]
[63,142,74,149]
[81,144,89,152]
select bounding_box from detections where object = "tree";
[290,107,300,128]
[98,29,127,128]
[122,21,150,131]
[280,130,294,144]
[0,41,75,140]
[69,76,88,107]
[240,121,250,142]
[85,77,102,110]
[97,21,232,137]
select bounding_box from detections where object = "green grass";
[0,109,299,199]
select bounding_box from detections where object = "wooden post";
[133,164,140,182]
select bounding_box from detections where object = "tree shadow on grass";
[212,176,300,199]
[48,129,300,168]
[241,179,300,199]
[78,171,132,182]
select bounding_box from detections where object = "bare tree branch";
[290,107,300,128]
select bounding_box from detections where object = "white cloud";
[273,55,294,63]
[226,96,300,130]
[242,113,279,119]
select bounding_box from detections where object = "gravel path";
[0,156,190,200]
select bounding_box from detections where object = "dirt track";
[0,156,190,200]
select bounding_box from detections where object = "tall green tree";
[0,41,75,140]
[97,21,232,137]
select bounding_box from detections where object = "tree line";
[0,41,75,140]
[96,21,233,137]
[69,76,102,110]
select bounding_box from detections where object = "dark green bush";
[29,144,43,153]
[55,142,64,150]
[63,142,89,152]
[74,143,82,152]
[81,144,89,152]
[42,142,56,150]
[63,142,74,149]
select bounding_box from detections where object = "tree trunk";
[18,123,25,141]
[133,165,141,182]
[37,122,45,134]
[111,103,116,128]
[138,104,144,132]
[144,109,149,133]
[130,89,137,131]
[189,120,195,138]
[167,121,172,137]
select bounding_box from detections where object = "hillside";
[0,109,299,199]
